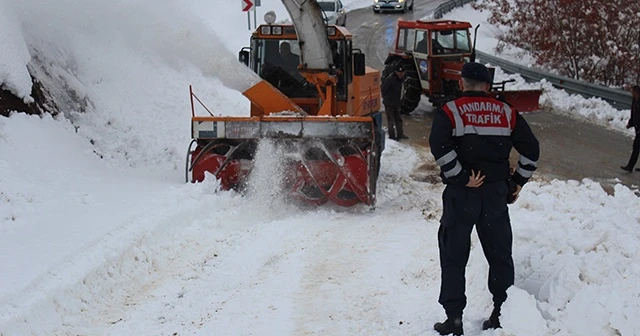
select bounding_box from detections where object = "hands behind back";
[466,170,485,188]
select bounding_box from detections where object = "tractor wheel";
[383,58,422,115]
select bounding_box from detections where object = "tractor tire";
[382,58,422,115]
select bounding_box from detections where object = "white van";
[318,0,347,26]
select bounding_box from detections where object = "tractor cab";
[394,20,474,103]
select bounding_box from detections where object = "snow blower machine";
[383,19,542,114]
[185,2,384,208]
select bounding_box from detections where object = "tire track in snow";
[100,214,312,336]
[1,140,445,336]
[0,182,303,336]
[291,211,437,335]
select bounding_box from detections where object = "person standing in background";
[381,64,408,140]
[621,85,640,172]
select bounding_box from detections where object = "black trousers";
[438,182,514,318]
[625,127,640,168]
[384,104,404,139]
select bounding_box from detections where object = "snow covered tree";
[474,0,640,87]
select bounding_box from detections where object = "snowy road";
[3,142,453,336]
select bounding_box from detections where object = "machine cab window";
[396,28,416,52]
[430,29,472,56]
[329,39,348,99]
[414,30,429,54]
[253,37,348,100]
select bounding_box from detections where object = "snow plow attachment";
[490,79,542,113]
[185,86,380,207]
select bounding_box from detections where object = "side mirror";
[238,50,250,66]
[487,67,496,84]
[353,53,365,76]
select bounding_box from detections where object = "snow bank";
[509,180,640,335]
[0,0,32,100]
[7,0,267,175]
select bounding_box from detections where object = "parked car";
[318,0,347,26]
[373,0,414,13]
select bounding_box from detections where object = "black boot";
[621,165,633,172]
[481,308,501,330]
[434,317,463,335]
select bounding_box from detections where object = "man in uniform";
[429,62,540,335]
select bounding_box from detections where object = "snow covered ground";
[1,0,640,335]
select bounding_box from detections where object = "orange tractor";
[185,3,383,208]
[383,19,542,114]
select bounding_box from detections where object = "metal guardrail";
[433,0,476,19]
[433,0,633,110]
[476,52,633,109]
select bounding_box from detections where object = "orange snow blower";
[186,8,384,208]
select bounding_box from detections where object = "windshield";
[318,2,336,11]
[252,38,348,100]
[430,29,472,55]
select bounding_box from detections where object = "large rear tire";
[382,57,422,115]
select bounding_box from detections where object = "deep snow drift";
[1,0,640,335]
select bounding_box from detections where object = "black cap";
[461,62,492,84]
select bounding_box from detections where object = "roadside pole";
[242,0,254,29]
[253,0,261,29]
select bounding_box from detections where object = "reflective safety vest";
[441,96,516,137]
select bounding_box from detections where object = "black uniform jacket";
[381,73,403,107]
[429,91,540,187]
